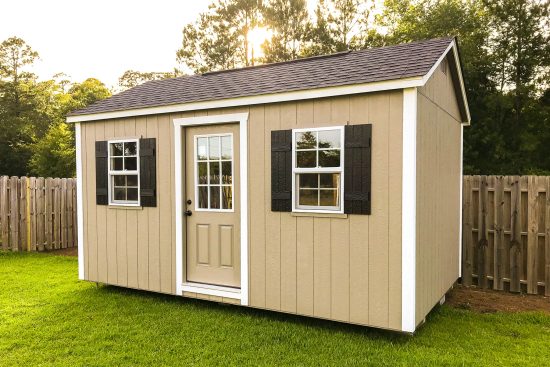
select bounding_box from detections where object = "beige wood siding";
[415,58,462,325]
[80,91,403,329]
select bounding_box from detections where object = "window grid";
[108,139,140,206]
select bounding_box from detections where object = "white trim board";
[173,113,249,306]
[75,122,85,280]
[401,88,417,333]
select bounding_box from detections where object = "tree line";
[0,0,548,178]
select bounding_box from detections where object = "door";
[185,123,240,288]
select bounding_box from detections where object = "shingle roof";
[69,37,453,116]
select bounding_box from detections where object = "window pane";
[221,135,232,159]
[222,186,232,209]
[296,131,316,149]
[124,142,137,156]
[318,130,340,149]
[127,188,138,201]
[114,175,125,187]
[209,136,220,160]
[222,161,232,184]
[210,186,220,209]
[112,157,123,170]
[209,162,220,184]
[198,162,208,184]
[114,187,126,201]
[197,138,208,160]
[320,173,339,188]
[320,189,338,206]
[299,189,318,206]
[198,186,208,208]
[296,151,316,168]
[110,143,123,156]
[125,157,137,170]
[299,174,318,189]
[127,175,138,187]
[318,150,340,167]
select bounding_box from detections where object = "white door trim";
[173,113,249,305]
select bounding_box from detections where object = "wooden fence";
[0,176,77,251]
[462,175,550,296]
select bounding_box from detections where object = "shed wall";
[415,58,462,325]
[80,91,403,330]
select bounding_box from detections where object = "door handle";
[184,210,192,216]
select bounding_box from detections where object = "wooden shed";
[68,37,470,333]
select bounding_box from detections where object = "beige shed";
[68,37,470,333]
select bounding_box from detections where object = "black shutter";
[139,138,157,207]
[271,130,292,212]
[95,141,108,205]
[344,124,372,215]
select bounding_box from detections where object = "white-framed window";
[108,139,140,206]
[194,133,234,212]
[292,126,344,213]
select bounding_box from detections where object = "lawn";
[0,252,549,366]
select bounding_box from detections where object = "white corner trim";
[402,88,417,333]
[67,78,423,123]
[75,122,85,280]
[458,124,464,277]
[173,113,249,306]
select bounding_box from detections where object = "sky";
[0,0,212,88]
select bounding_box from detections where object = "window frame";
[291,126,345,214]
[107,138,141,207]
[193,133,235,213]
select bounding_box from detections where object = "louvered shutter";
[139,138,157,207]
[271,130,292,212]
[95,141,108,205]
[344,124,372,215]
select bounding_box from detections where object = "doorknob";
[184,210,192,216]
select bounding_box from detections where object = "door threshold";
[182,282,241,300]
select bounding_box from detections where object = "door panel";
[185,123,240,288]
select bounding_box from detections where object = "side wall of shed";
[80,91,404,330]
[415,56,462,325]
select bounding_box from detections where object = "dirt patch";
[46,247,78,257]
[447,285,550,314]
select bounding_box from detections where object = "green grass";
[0,252,549,366]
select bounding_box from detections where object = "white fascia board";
[75,122,85,280]
[67,77,423,123]
[402,88,417,333]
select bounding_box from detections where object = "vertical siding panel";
[388,91,403,330]
[158,114,173,293]
[296,100,315,316]
[367,93,390,328]
[135,116,149,290]
[249,105,266,308]
[85,123,98,282]
[147,115,161,292]
[81,126,89,279]
[104,120,118,284]
[125,118,139,289]
[280,103,297,313]
[95,121,108,284]
[115,121,128,286]
[330,97,350,322]
[265,104,281,310]
[349,95,370,324]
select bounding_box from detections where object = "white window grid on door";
[194,133,235,212]
[107,138,140,206]
[291,126,344,214]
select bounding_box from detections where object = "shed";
[68,37,469,333]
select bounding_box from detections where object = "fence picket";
[546,177,550,297]
[527,176,539,294]
[462,176,473,286]
[0,176,8,250]
[494,176,504,290]
[477,175,489,288]
[9,177,20,251]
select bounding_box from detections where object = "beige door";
[185,123,240,288]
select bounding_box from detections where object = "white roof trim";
[67,41,470,124]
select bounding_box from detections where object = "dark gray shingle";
[69,37,453,116]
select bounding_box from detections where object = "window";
[292,127,344,212]
[108,139,140,205]
[195,134,233,211]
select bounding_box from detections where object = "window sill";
[107,205,143,210]
[291,212,347,219]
